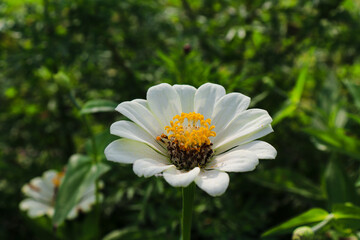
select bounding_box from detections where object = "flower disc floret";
[164,112,216,150]
[157,112,216,171]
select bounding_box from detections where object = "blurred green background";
[1,0,360,239]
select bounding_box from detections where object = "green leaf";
[290,67,308,103]
[348,113,360,126]
[52,154,110,226]
[262,208,329,237]
[85,130,118,160]
[157,51,178,73]
[324,157,358,206]
[273,67,308,125]
[272,103,297,125]
[305,128,360,160]
[306,129,343,148]
[248,168,325,200]
[63,210,100,240]
[102,227,139,240]
[344,81,360,110]
[102,226,167,240]
[332,203,360,231]
[80,99,118,114]
[54,71,71,89]
[333,203,360,220]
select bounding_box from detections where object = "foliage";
[1,0,360,239]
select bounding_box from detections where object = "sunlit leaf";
[332,203,360,231]
[290,67,308,103]
[80,99,118,114]
[273,67,308,125]
[333,203,360,220]
[262,208,329,237]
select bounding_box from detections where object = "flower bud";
[183,43,191,55]
[292,226,314,240]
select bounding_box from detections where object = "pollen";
[164,112,216,151]
[157,112,216,170]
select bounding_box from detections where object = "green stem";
[68,91,101,238]
[311,213,334,232]
[181,182,195,240]
[83,114,98,163]
[68,91,98,163]
[82,114,101,239]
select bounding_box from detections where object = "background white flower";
[105,83,276,196]
[19,169,97,219]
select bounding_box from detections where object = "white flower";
[105,83,276,196]
[19,169,97,219]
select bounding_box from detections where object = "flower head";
[20,169,97,219]
[105,83,276,196]
[292,226,314,240]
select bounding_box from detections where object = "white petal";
[67,207,78,219]
[30,173,54,198]
[116,100,163,137]
[133,99,148,108]
[77,194,96,212]
[211,93,250,133]
[215,125,274,154]
[207,150,259,172]
[173,84,196,113]
[19,199,53,218]
[42,170,58,189]
[230,141,277,159]
[194,83,226,120]
[147,83,182,127]
[163,167,200,187]
[110,120,166,154]
[213,109,273,149]
[32,179,53,199]
[195,170,229,197]
[133,158,174,178]
[22,179,53,203]
[67,194,97,219]
[105,139,168,164]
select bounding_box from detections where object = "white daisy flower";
[105,83,276,196]
[19,169,97,219]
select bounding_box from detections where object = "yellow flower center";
[163,112,216,150]
[52,172,65,187]
[156,112,216,170]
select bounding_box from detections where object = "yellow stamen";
[52,172,65,187]
[163,112,216,151]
